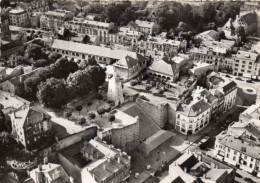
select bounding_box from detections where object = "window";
[226,153,229,158]
[234,151,237,155]
[251,157,254,162]
[242,61,246,64]
[233,157,236,161]
[250,164,253,168]
[228,148,230,152]
[243,161,247,166]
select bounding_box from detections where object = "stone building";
[96,110,139,152]
[239,102,260,127]
[9,105,53,150]
[128,20,159,35]
[107,73,124,105]
[113,54,147,80]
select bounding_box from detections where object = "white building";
[214,131,260,177]
[239,102,260,127]
[233,50,260,78]
[9,8,28,27]
[107,73,124,105]
[176,98,211,135]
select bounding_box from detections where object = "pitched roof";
[220,135,260,159]
[9,106,51,128]
[222,81,236,94]
[115,54,145,69]
[148,58,177,76]
[51,39,137,60]
[200,89,217,104]
[178,99,211,117]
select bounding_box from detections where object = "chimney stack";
[38,164,42,171]
[184,167,187,173]
[117,157,120,164]
[70,176,74,183]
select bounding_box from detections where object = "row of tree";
[24,57,106,108]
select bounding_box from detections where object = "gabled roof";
[200,89,217,104]
[115,54,145,69]
[178,99,211,117]
[9,106,51,128]
[148,58,177,76]
[51,39,137,60]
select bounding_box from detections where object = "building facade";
[81,139,131,183]
[9,106,52,150]
[175,99,211,135]
[233,50,260,78]
[8,9,28,27]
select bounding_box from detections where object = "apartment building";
[9,105,52,150]
[40,9,73,31]
[232,50,260,78]
[129,20,159,35]
[175,98,211,135]
[64,18,114,43]
[206,72,237,112]
[9,8,28,27]
[137,36,185,56]
[214,131,260,177]
[80,139,131,183]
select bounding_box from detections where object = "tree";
[37,78,68,108]
[208,22,217,31]
[96,93,103,101]
[97,107,106,117]
[75,105,83,114]
[79,117,86,125]
[25,43,43,60]
[0,132,16,156]
[24,76,42,94]
[48,52,62,62]
[198,2,217,23]
[66,69,93,96]
[55,57,78,78]
[235,26,246,39]
[0,110,6,132]
[86,65,106,88]
[88,112,96,120]
[108,114,115,124]
[33,59,50,68]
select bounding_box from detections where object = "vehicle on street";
[246,80,253,83]
[236,77,243,81]
[225,74,231,78]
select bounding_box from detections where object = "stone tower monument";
[107,71,124,105]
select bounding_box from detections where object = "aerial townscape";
[0,0,260,183]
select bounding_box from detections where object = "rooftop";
[95,109,138,132]
[235,50,259,61]
[146,36,181,47]
[135,20,155,28]
[220,135,260,159]
[148,57,177,76]
[51,39,138,60]
[241,102,260,120]
[9,8,25,14]
[177,98,211,117]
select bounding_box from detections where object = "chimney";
[96,152,99,159]
[184,167,187,173]
[117,157,120,164]
[211,162,215,169]
[19,77,23,83]
[48,163,51,169]
[107,157,110,163]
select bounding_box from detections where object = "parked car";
[235,77,243,81]
[246,80,253,83]
[225,74,231,78]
